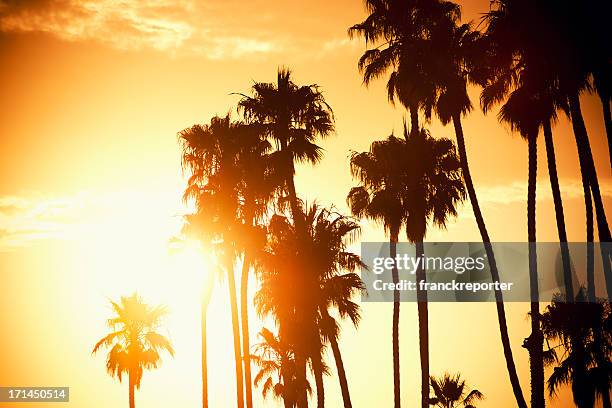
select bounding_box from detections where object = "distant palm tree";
[92,293,174,408]
[348,126,465,408]
[255,204,364,408]
[429,373,484,408]
[251,327,311,408]
[541,289,612,408]
[236,68,334,233]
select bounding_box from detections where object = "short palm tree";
[429,373,484,408]
[348,125,465,408]
[541,289,612,408]
[92,293,174,408]
[255,204,364,408]
[251,327,311,408]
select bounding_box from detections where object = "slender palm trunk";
[313,350,325,408]
[227,261,245,408]
[390,231,401,408]
[451,113,528,408]
[240,254,253,408]
[415,240,429,408]
[295,352,308,408]
[201,298,209,408]
[329,336,352,408]
[568,92,612,302]
[598,91,612,168]
[585,180,595,302]
[128,370,135,408]
[526,130,544,408]
[409,105,419,137]
[543,120,574,301]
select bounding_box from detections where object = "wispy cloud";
[0,0,282,58]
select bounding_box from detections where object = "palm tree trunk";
[598,91,612,168]
[295,352,308,408]
[415,240,429,408]
[451,113,528,408]
[543,120,574,301]
[329,336,352,408]
[409,105,419,137]
[201,298,209,408]
[526,130,544,408]
[603,390,612,408]
[568,92,612,302]
[313,352,325,408]
[390,231,401,408]
[227,261,245,408]
[240,254,253,408]
[129,370,135,408]
[585,179,595,302]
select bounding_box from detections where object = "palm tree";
[348,126,465,408]
[429,373,484,408]
[251,327,309,408]
[236,68,334,233]
[541,289,612,408]
[350,4,529,406]
[255,204,364,408]
[348,0,459,135]
[179,114,259,408]
[92,293,174,408]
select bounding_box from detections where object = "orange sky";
[0,0,610,407]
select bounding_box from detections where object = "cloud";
[0,0,281,58]
[476,178,612,206]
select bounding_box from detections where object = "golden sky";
[0,0,610,407]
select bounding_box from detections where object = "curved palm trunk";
[201,298,209,408]
[128,370,135,408]
[329,336,352,408]
[415,240,429,408]
[240,254,253,408]
[598,91,612,168]
[584,178,595,302]
[451,113,528,408]
[227,261,245,408]
[568,92,612,302]
[526,131,544,408]
[390,231,401,408]
[543,120,574,301]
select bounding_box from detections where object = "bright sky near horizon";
[0,0,610,407]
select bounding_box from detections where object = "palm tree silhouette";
[180,114,268,408]
[255,203,364,408]
[482,0,612,300]
[348,125,465,408]
[349,4,528,406]
[252,327,312,408]
[541,289,612,408]
[236,68,334,233]
[429,372,484,408]
[92,293,174,408]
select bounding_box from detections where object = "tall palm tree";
[348,0,459,135]
[494,84,545,408]
[541,289,612,408]
[180,115,262,408]
[92,294,174,408]
[236,68,334,233]
[255,204,364,408]
[429,373,484,408]
[350,4,529,406]
[348,127,465,408]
